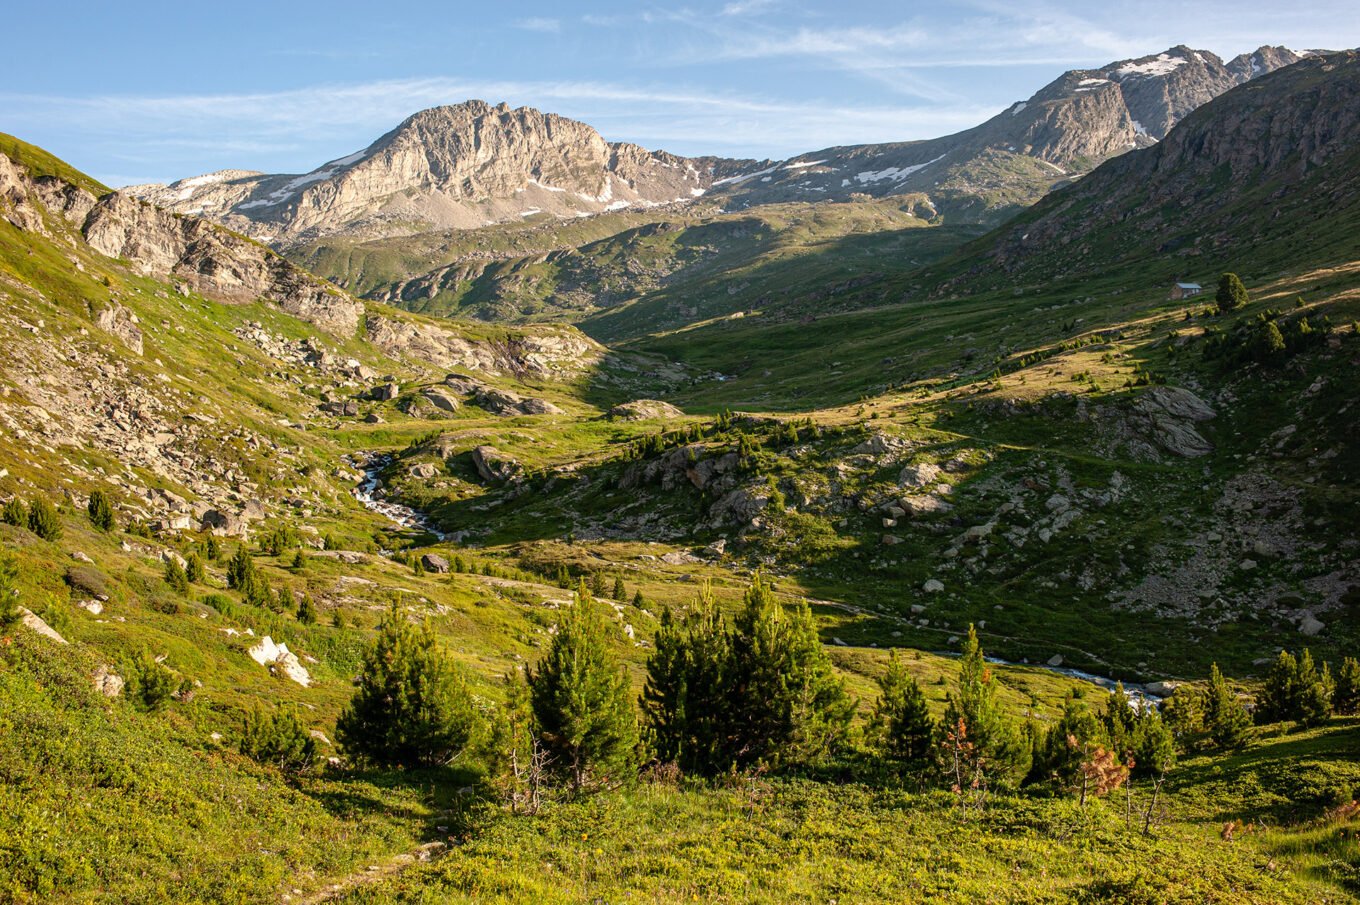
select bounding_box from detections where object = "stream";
[348,453,447,541]
[347,453,1162,704]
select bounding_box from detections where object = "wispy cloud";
[0,77,1002,183]
[514,17,561,33]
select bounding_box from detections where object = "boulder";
[474,387,563,416]
[1299,613,1325,636]
[248,636,311,687]
[900,495,953,518]
[370,382,400,401]
[92,665,124,698]
[922,579,944,593]
[881,534,901,546]
[421,387,461,413]
[421,553,451,573]
[19,607,68,644]
[608,399,684,421]
[1047,654,1065,667]
[409,462,439,479]
[470,445,522,483]
[443,374,485,395]
[898,462,942,488]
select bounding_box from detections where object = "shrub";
[1,498,25,527]
[64,564,109,599]
[27,498,62,541]
[239,706,317,773]
[336,606,482,768]
[125,650,176,712]
[0,551,20,632]
[87,490,115,531]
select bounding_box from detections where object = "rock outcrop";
[608,399,684,421]
[128,101,758,242]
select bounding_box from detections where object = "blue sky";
[3,1,1356,186]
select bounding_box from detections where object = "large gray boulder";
[608,399,684,421]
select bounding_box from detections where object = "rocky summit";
[3,30,1360,905]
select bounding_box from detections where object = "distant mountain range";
[128,45,1309,244]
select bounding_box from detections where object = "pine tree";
[612,575,627,601]
[1,498,25,528]
[1131,709,1176,779]
[1294,649,1332,728]
[1251,320,1286,362]
[26,498,62,542]
[239,705,317,773]
[0,551,20,633]
[490,670,548,814]
[1255,649,1299,724]
[1216,273,1249,313]
[126,650,176,712]
[643,586,734,773]
[297,593,318,625]
[185,552,206,584]
[291,549,307,571]
[632,589,645,608]
[1103,683,1137,761]
[590,570,607,598]
[1037,690,1108,793]
[227,547,256,593]
[336,606,482,768]
[941,626,1031,788]
[869,652,936,767]
[1333,657,1360,715]
[87,490,115,532]
[727,574,852,767]
[204,534,221,561]
[528,583,639,791]
[164,557,190,594]
[1203,663,1252,750]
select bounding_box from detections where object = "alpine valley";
[2,36,1359,905]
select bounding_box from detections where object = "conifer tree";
[205,534,221,561]
[632,589,645,608]
[227,547,256,593]
[1038,690,1108,792]
[1255,649,1299,724]
[1,498,25,528]
[1251,320,1286,362]
[1203,663,1252,750]
[528,583,639,791]
[1333,657,1360,715]
[727,574,852,767]
[1103,683,1137,761]
[336,606,482,768]
[491,670,548,814]
[941,626,1030,788]
[126,650,176,712]
[185,552,206,584]
[643,585,734,773]
[612,575,627,601]
[297,593,318,625]
[26,498,62,541]
[239,705,317,773]
[1294,649,1332,728]
[164,557,190,594]
[1216,273,1249,313]
[869,652,935,766]
[590,570,607,598]
[87,490,115,532]
[0,551,20,633]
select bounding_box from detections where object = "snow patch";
[711,164,780,187]
[1011,101,1028,116]
[854,154,945,185]
[1113,53,1189,79]
[1077,78,1109,87]
[1131,120,1148,137]
[783,159,826,170]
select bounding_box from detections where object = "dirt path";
[295,840,449,904]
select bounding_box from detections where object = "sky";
[3,1,1356,187]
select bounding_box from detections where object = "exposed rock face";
[421,387,461,413]
[1128,387,1217,458]
[95,302,144,355]
[974,51,1360,284]
[420,553,450,573]
[608,399,684,421]
[364,314,599,378]
[128,101,758,243]
[19,606,68,644]
[82,192,364,337]
[712,45,1302,221]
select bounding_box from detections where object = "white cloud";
[514,17,561,33]
[0,77,1001,183]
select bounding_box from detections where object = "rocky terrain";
[128,100,757,243]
